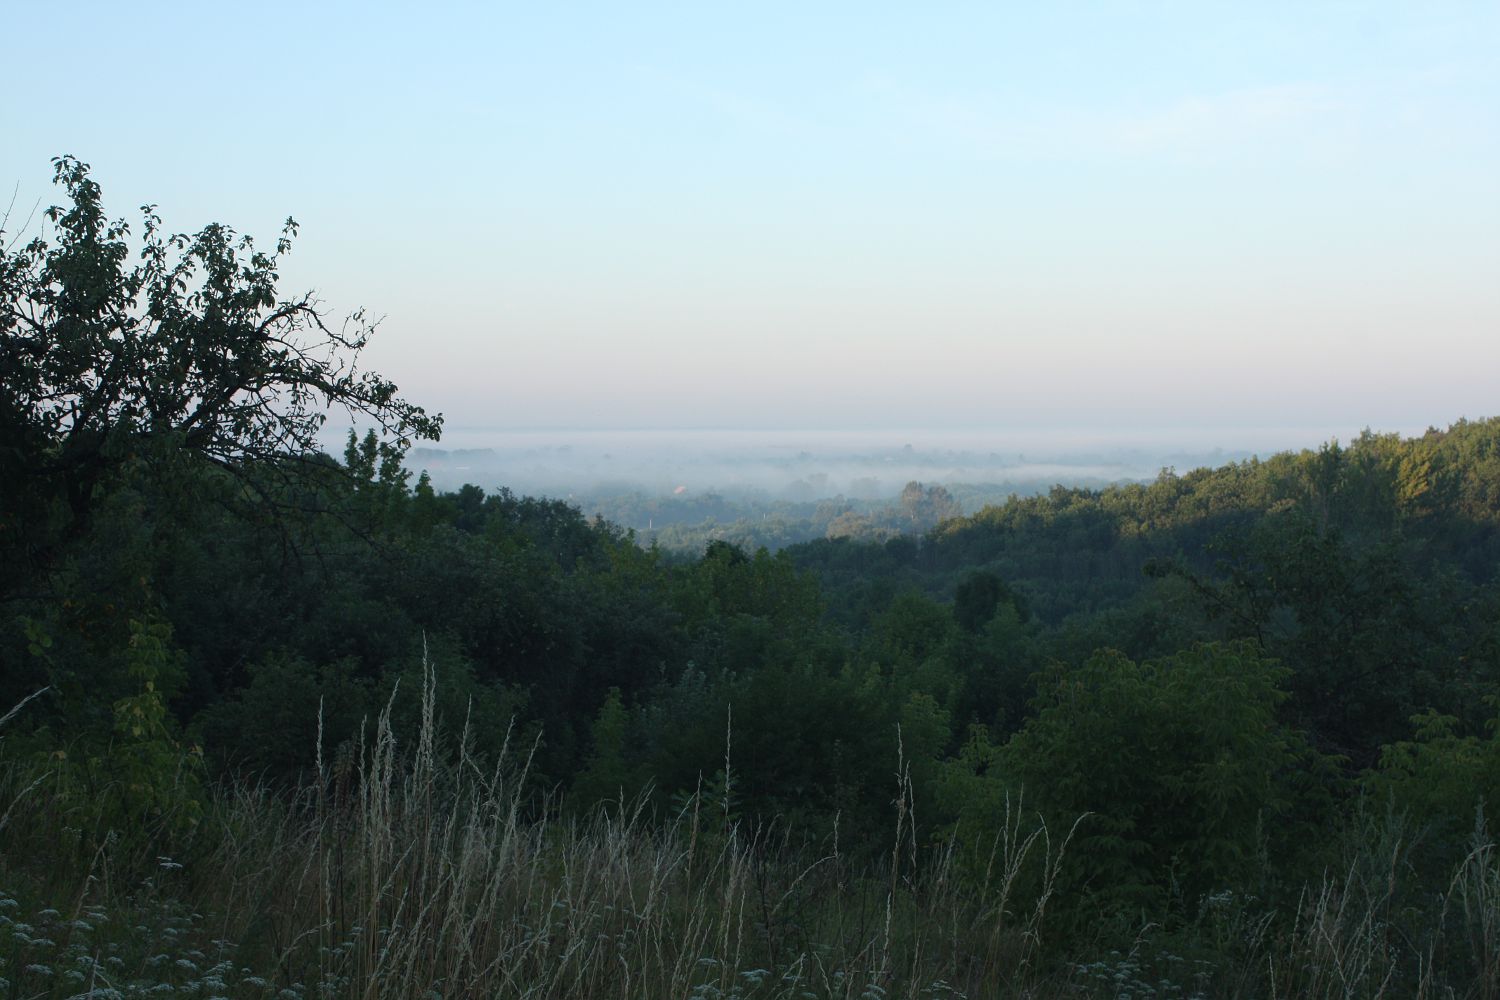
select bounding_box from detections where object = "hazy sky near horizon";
[4,2,1496,438]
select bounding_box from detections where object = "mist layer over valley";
[395,425,1383,550]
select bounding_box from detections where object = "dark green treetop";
[1,157,440,585]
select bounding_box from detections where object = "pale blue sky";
[4,2,1496,439]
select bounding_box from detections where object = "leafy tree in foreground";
[0,157,442,815]
[0,156,440,592]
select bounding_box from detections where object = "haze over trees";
[4,162,1500,996]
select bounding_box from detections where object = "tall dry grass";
[1,669,1068,998]
[207,666,1072,998]
[3,673,1500,998]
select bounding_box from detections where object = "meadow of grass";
[2,673,1498,999]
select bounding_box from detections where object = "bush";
[941,642,1321,919]
[1365,704,1500,862]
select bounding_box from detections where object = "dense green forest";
[5,160,1500,997]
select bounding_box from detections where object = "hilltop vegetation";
[5,161,1500,997]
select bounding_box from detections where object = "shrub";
[942,642,1319,920]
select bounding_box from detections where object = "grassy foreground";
[2,677,1499,999]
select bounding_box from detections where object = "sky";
[3,1,1497,442]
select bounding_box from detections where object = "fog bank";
[385,425,1375,503]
